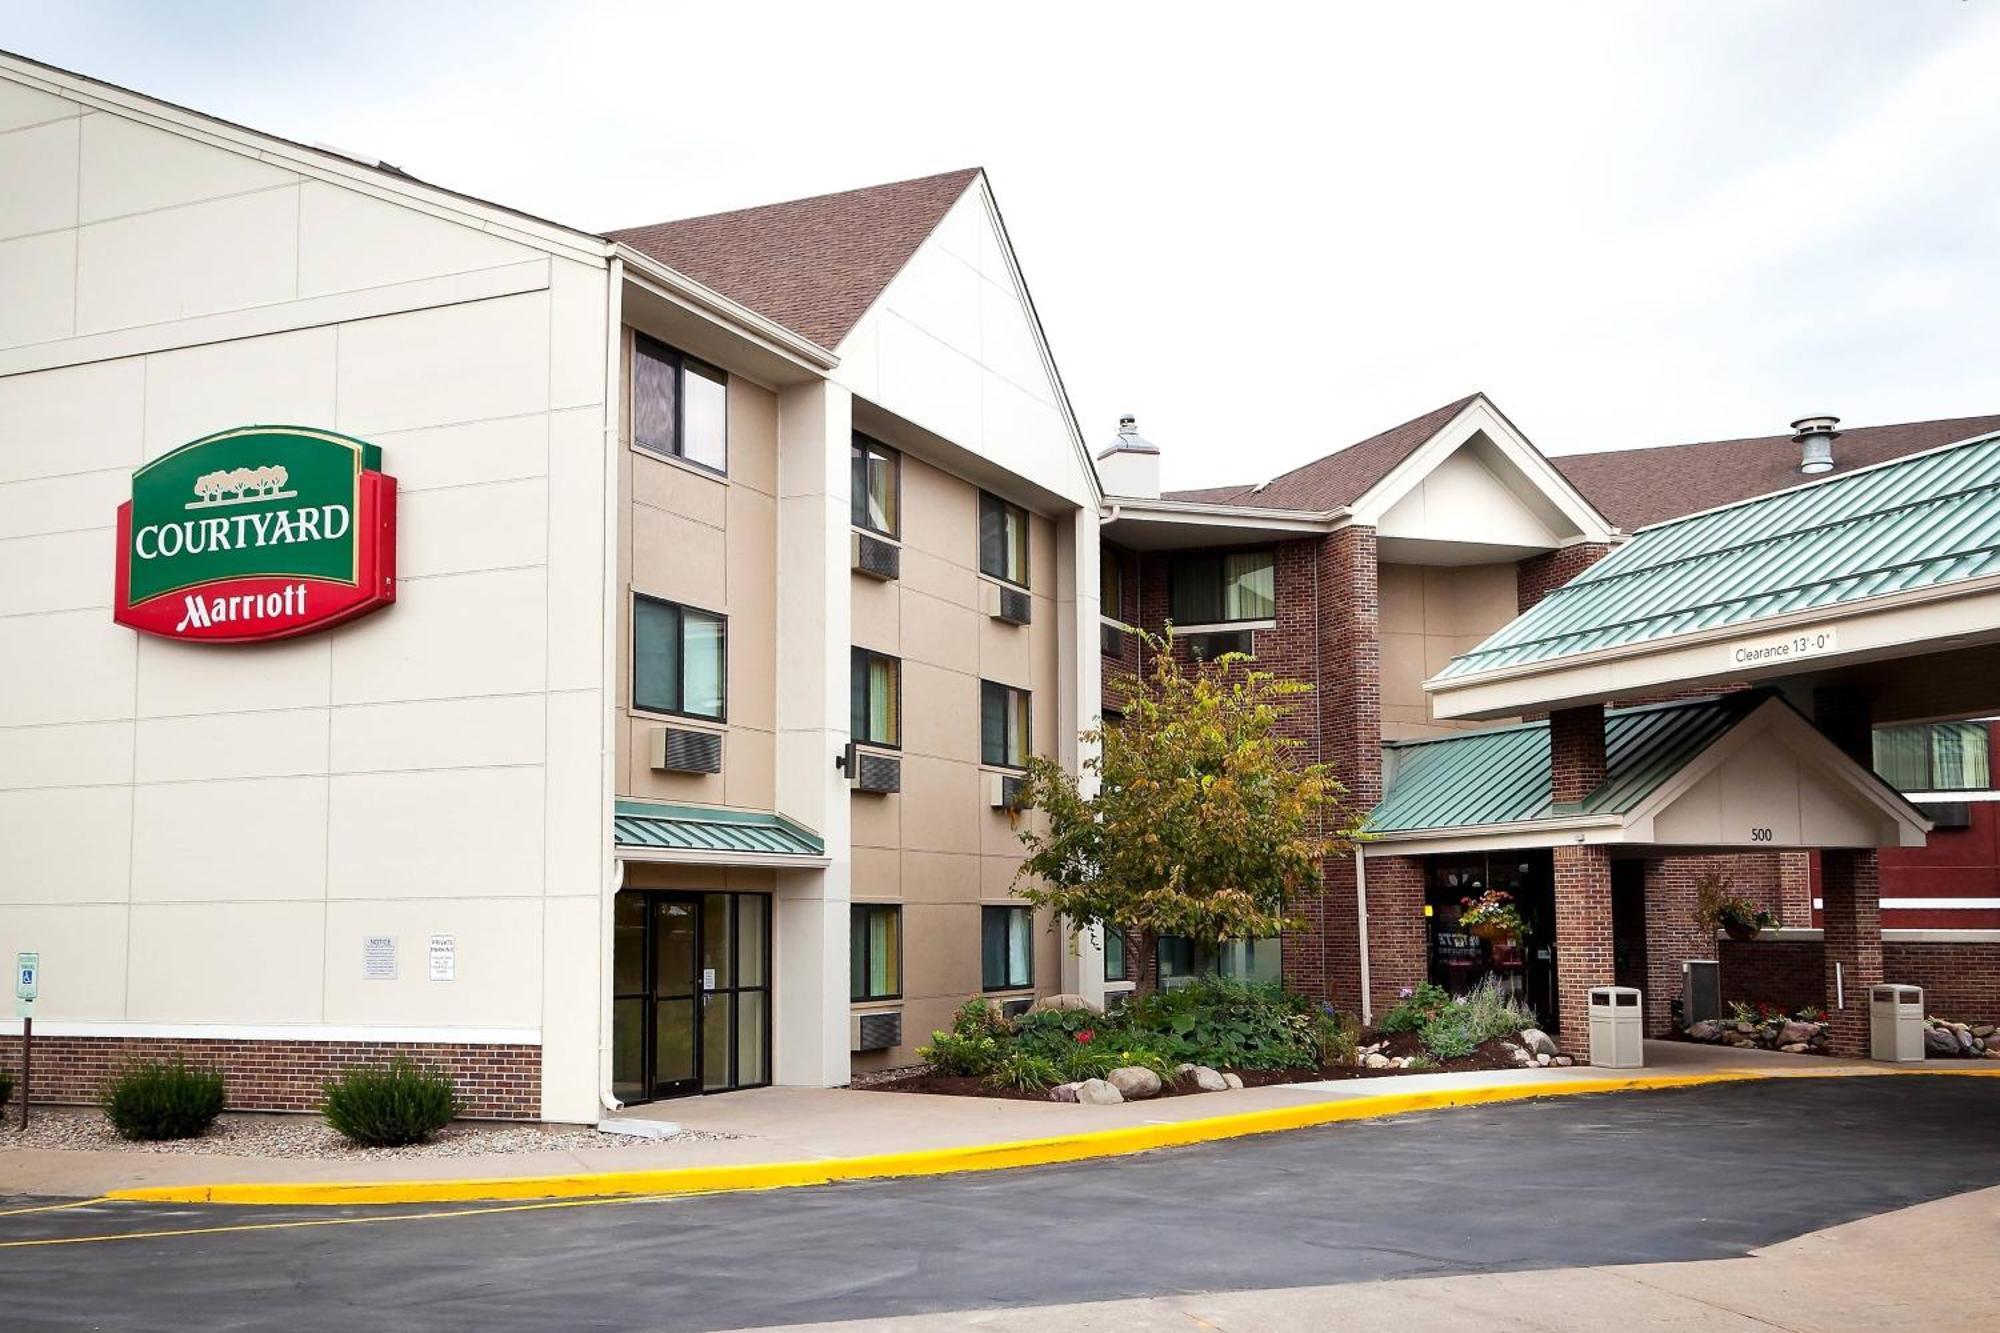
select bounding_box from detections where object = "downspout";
[599,255,627,1117]
[1355,848,1372,1027]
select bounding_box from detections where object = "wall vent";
[851,531,900,581]
[983,582,1032,626]
[1100,622,1127,657]
[651,726,723,774]
[848,745,902,795]
[850,1009,903,1052]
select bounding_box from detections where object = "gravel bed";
[5,1109,738,1159]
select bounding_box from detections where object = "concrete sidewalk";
[0,1041,1973,1200]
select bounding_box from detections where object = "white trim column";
[773,379,854,1086]
[1057,504,1106,1004]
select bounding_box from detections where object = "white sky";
[5,1,1998,491]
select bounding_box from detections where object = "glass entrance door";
[612,890,770,1103]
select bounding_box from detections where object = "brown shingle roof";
[606,168,982,350]
[1160,394,1479,511]
[1553,413,2000,531]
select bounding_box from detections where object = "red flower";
[1075,1029,1095,1044]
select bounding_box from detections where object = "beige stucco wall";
[849,451,1064,1067]
[1379,561,1519,740]
[613,328,781,812]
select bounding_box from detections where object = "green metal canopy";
[614,799,825,861]
[1437,429,2000,681]
[1367,693,1765,835]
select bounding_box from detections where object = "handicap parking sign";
[15,951,38,1007]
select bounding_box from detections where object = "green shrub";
[321,1058,463,1147]
[1414,977,1538,1062]
[0,1068,14,1110]
[1312,1005,1360,1066]
[1378,982,1452,1034]
[1124,977,1316,1070]
[985,1051,1063,1093]
[103,1059,226,1141]
[950,996,1008,1038]
[917,1029,1003,1077]
[1418,1011,1481,1060]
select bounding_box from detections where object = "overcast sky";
[5,1,1997,490]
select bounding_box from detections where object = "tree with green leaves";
[1013,630,1363,994]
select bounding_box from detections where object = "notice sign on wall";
[428,934,456,983]
[113,426,397,643]
[1727,625,1839,670]
[363,936,397,980]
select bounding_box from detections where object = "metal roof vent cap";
[1107,414,1159,455]
[1096,413,1161,498]
[1792,415,1840,475]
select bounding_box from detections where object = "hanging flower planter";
[1457,889,1525,943]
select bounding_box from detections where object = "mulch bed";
[861,1032,1524,1101]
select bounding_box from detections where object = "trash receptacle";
[1869,984,1924,1063]
[1588,986,1644,1068]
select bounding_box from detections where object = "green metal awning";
[1368,693,1765,834]
[1436,429,2000,682]
[614,800,826,865]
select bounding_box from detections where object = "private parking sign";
[15,950,38,1017]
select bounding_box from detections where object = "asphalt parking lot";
[2,1075,1996,1332]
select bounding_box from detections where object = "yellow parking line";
[0,1197,110,1218]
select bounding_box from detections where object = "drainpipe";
[1356,848,1373,1026]
[600,856,626,1114]
[598,256,627,1119]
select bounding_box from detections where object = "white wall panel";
[135,633,331,717]
[329,566,547,704]
[0,78,78,133]
[0,356,143,483]
[77,111,295,222]
[327,766,544,899]
[296,181,529,297]
[335,291,550,435]
[0,227,76,346]
[330,694,544,774]
[126,901,324,1023]
[396,477,548,579]
[0,610,136,726]
[372,413,548,494]
[141,325,338,457]
[0,785,131,904]
[544,405,605,692]
[134,708,330,784]
[76,185,299,333]
[0,526,111,615]
[0,467,129,539]
[0,719,132,791]
[0,904,128,1019]
[130,775,329,902]
[323,896,542,1027]
[0,115,79,239]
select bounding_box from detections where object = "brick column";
[1778,852,1816,927]
[1821,848,1883,1057]
[1517,543,1613,613]
[1549,706,1607,806]
[1641,857,1711,1036]
[1553,843,1615,1055]
[1312,525,1382,1013]
[1363,854,1429,1016]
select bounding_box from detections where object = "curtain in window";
[981,682,1006,765]
[871,657,898,744]
[1100,552,1121,619]
[1006,908,1031,987]
[979,498,1005,579]
[682,610,725,718]
[870,908,898,996]
[633,599,678,714]
[1103,928,1127,982]
[1170,556,1221,624]
[634,341,678,455]
[981,910,1008,988]
[1223,552,1275,620]
[681,360,728,470]
[1932,723,1991,791]
[1872,725,1930,791]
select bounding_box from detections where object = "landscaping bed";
[1921,1016,2000,1059]
[7,1108,734,1158]
[867,977,1567,1105]
[1679,1001,1833,1055]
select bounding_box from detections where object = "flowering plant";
[1457,888,1524,937]
[1074,1028,1096,1045]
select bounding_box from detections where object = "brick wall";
[1552,843,1614,1053]
[1517,543,1613,613]
[1722,938,2000,1027]
[1820,849,1883,1055]
[1717,938,1827,1015]
[1642,858,1712,1034]
[1549,706,1607,804]
[1364,855,1429,1014]
[0,1036,542,1120]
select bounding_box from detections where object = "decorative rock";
[1776,1020,1818,1047]
[1222,1072,1244,1090]
[1535,1053,1553,1066]
[1075,1078,1124,1106]
[1364,1052,1391,1069]
[1972,1024,1995,1039]
[1509,1046,1534,1066]
[1175,1063,1199,1075]
[1553,1055,1574,1067]
[1520,1028,1558,1058]
[1686,1020,1722,1042]
[1107,1066,1163,1100]
[1985,1047,2000,1060]
[1923,1027,1961,1058]
[1189,1066,1229,1092]
[1955,1028,1976,1053]
[1048,1082,1081,1103]
[1779,1042,1810,1054]
[1028,992,1104,1015]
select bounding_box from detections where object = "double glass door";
[613,891,770,1101]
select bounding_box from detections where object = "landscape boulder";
[1029,993,1104,1016]
[1924,1027,1962,1058]
[1107,1065,1163,1100]
[1776,1020,1819,1047]
[1519,1028,1558,1058]
[1685,1020,1722,1042]
[1188,1065,1229,1092]
[1048,1082,1081,1103]
[1222,1072,1244,1090]
[1075,1078,1124,1106]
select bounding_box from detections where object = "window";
[1170,550,1275,625]
[851,434,899,537]
[1873,721,1992,792]
[633,595,727,720]
[850,648,901,747]
[1155,935,1282,989]
[1100,549,1123,623]
[979,492,1029,587]
[850,903,901,1001]
[981,680,1031,768]
[982,905,1033,990]
[634,334,728,472]
[1103,927,1128,983]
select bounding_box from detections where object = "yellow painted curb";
[100,1063,2000,1208]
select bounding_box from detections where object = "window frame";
[980,679,1032,770]
[850,647,903,750]
[849,902,903,1002]
[981,904,1035,992]
[978,491,1030,589]
[850,433,901,539]
[1168,548,1276,626]
[632,333,729,476]
[1100,548,1124,624]
[1873,721,1993,794]
[1103,926,1129,983]
[632,592,729,722]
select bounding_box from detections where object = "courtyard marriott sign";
[113,426,397,642]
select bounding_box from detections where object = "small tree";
[1013,630,1362,993]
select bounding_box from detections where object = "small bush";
[949,996,1009,1039]
[103,1059,226,1141]
[917,1029,1003,1078]
[1378,982,1452,1035]
[0,1069,14,1110]
[322,1058,463,1147]
[1312,1004,1360,1066]
[1124,977,1318,1070]
[1415,977,1539,1062]
[985,1052,1063,1093]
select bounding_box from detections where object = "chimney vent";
[1791,415,1840,475]
[1096,412,1160,498]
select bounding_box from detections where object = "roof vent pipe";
[1096,413,1161,499]
[1792,415,1840,475]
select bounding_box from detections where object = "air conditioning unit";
[998,997,1034,1019]
[983,771,1028,811]
[650,725,723,775]
[851,531,900,581]
[982,581,1031,626]
[846,744,901,794]
[849,1009,902,1052]
[1100,621,1127,657]
[1186,629,1253,660]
